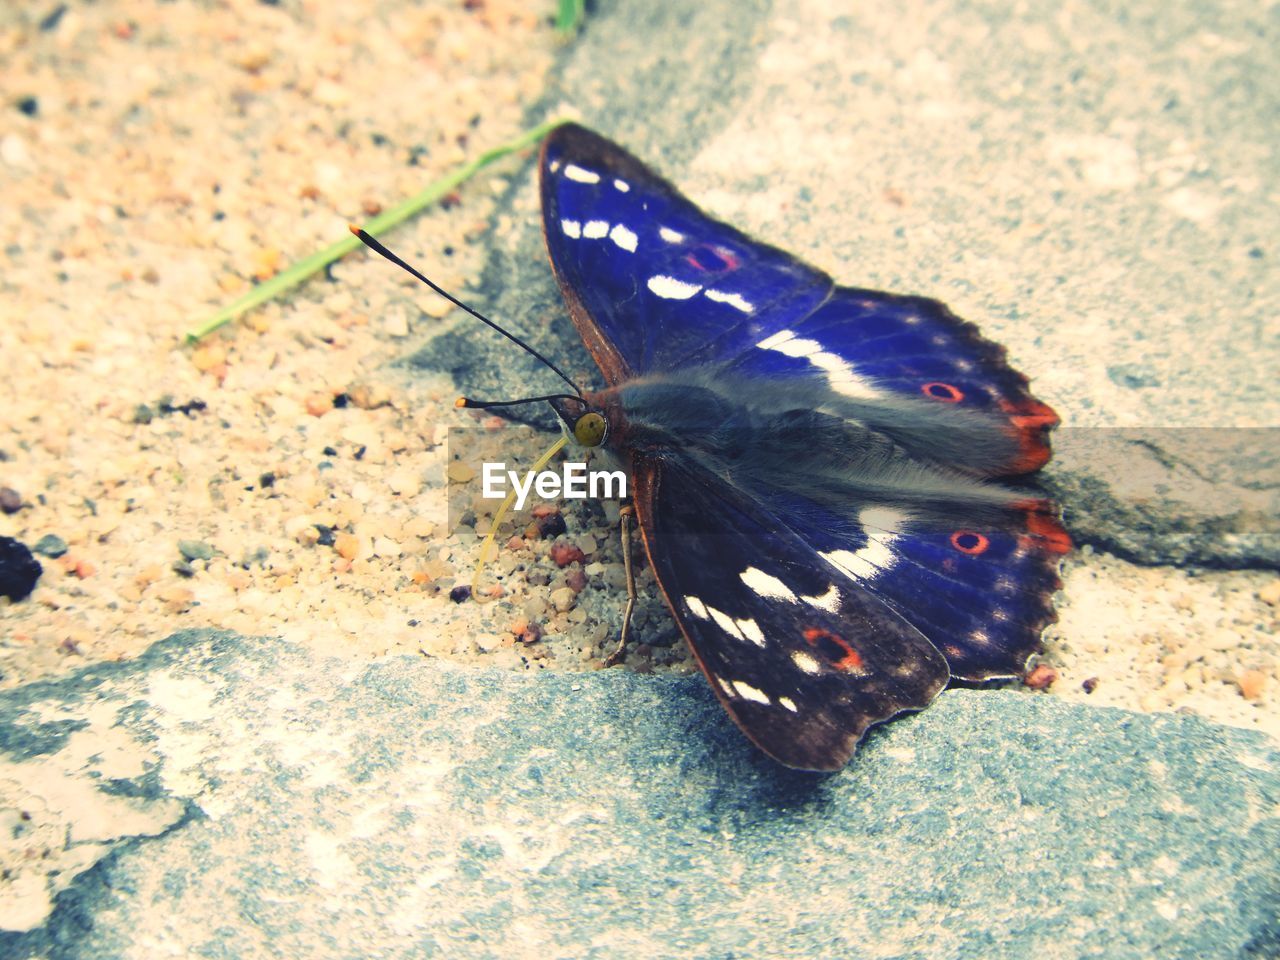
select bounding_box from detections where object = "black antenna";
[348,225,583,398]
[456,394,585,410]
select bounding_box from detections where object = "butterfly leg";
[603,504,636,667]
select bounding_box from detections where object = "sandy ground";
[1,1,1277,744]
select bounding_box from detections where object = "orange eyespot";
[922,381,964,403]
[802,627,865,672]
[949,530,990,555]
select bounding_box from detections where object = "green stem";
[185,116,571,344]
[554,0,586,33]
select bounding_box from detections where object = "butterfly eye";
[573,412,608,447]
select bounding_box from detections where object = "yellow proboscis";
[470,434,569,602]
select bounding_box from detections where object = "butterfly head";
[549,394,613,449]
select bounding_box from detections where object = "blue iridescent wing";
[540,124,832,383]
[632,457,950,772]
[541,124,1056,475]
[721,288,1059,475]
[755,484,1068,681]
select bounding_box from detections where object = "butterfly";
[353,123,1070,772]
[530,124,1069,772]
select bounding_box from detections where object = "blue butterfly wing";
[540,124,832,383]
[632,456,950,772]
[720,288,1059,476]
[542,125,1056,475]
[756,486,1068,681]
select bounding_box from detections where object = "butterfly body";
[537,124,1068,771]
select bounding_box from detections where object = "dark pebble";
[39,4,67,31]
[0,536,42,601]
[16,96,38,117]
[34,534,68,558]
[314,525,336,547]
[1082,677,1100,694]
[177,539,215,561]
[449,585,472,603]
[172,560,196,578]
[0,488,23,514]
[132,403,155,424]
[259,472,276,489]
[536,513,567,538]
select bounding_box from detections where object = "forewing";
[631,457,950,772]
[540,123,832,383]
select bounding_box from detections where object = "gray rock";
[1,629,1276,958]
[411,0,1279,569]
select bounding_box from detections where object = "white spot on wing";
[778,696,798,712]
[740,567,796,602]
[803,584,841,613]
[564,163,600,184]
[756,330,883,399]
[685,595,709,619]
[613,178,630,192]
[707,606,745,641]
[821,506,910,582]
[735,618,766,647]
[582,219,608,239]
[755,329,795,350]
[560,218,581,239]
[647,275,701,299]
[772,337,822,358]
[609,223,638,252]
[791,650,822,674]
[658,226,684,244]
[705,289,754,313]
[548,159,561,173]
[731,680,770,705]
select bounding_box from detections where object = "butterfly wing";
[751,485,1069,681]
[721,287,1059,475]
[540,123,832,384]
[631,456,950,772]
[541,125,1056,474]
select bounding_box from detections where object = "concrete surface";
[1,630,1276,959]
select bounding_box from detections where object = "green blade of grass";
[555,0,585,34]
[185,115,572,344]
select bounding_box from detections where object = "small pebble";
[1022,664,1058,690]
[1082,677,1099,694]
[34,534,68,558]
[1236,670,1266,701]
[172,560,196,578]
[549,586,576,613]
[449,584,472,603]
[448,461,476,483]
[0,536,42,601]
[550,542,586,567]
[510,618,542,644]
[0,487,23,513]
[1258,579,1280,606]
[305,392,334,417]
[565,568,587,593]
[178,539,215,561]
